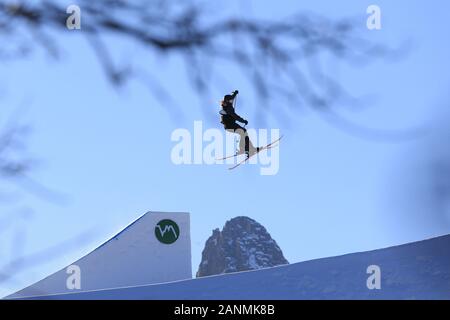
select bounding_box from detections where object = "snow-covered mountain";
[13,234,450,299]
[197,216,288,277]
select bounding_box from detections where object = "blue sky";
[1,0,450,297]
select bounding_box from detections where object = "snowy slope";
[13,234,450,300]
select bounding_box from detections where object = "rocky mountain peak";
[196,216,289,277]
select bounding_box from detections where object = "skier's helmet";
[223,94,233,103]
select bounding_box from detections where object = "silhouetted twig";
[0,0,422,139]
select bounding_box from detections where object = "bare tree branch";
[0,0,421,139]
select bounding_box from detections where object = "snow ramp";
[6,211,191,299]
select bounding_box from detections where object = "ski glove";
[243,120,248,125]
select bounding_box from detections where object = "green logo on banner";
[155,219,180,244]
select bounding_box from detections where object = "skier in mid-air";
[219,90,283,169]
[219,90,259,158]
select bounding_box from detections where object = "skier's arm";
[224,105,246,123]
[233,111,246,124]
[230,90,248,124]
[227,90,238,104]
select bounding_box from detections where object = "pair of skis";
[216,135,283,170]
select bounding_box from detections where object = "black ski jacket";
[220,92,246,128]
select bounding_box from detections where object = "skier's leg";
[246,134,257,155]
[226,124,257,156]
[224,126,244,154]
[226,125,241,155]
[235,126,258,156]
